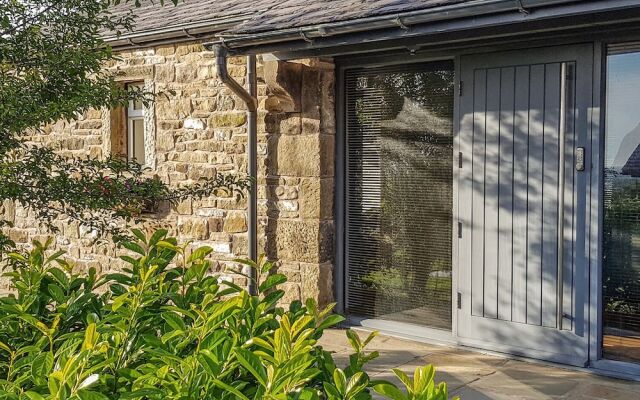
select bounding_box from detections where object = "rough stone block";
[1,200,15,223]
[321,70,336,135]
[155,64,175,82]
[174,199,192,215]
[299,178,333,219]
[177,217,208,240]
[207,217,224,233]
[301,262,334,307]
[267,135,320,177]
[272,220,333,264]
[301,117,320,135]
[145,55,166,65]
[156,99,191,120]
[114,65,153,81]
[85,109,103,120]
[156,44,175,56]
[213,242,231,254]
[175,43,204,57]
[231,234,247,256]
[263,113,302,136]
[6,228,28,243]
[224,212,247,233]
[301,67,322,119]
[281,282,302,304]
[89,146,102,159]
[157,133,176,151]
[175,64,198,83]
[209,113,247,128]
[193,98,218,113]
[320,135,334,177]
[263,60,302,113]
[277,200,299,212]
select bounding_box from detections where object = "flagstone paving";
[319,329,640,399]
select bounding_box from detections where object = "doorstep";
[319,329,640,399]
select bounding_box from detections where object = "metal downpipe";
[213,44,259,295]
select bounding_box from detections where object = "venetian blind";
[344,61,455,330]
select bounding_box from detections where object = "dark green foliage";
[0,230,456,399]
[0,0,244,256]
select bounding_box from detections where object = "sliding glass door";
[603,49,640,364]
[344,61,455,330]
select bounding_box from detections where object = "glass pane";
[132,98,144,111]
[129,118,145,165]
[128,83,144,111]
[345,61,454,330]
[603,51,640,363]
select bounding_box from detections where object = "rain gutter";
[104,15,252,50]
[212,0,583,51]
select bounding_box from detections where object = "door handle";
[557,62,568,331]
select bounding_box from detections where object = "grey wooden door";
[457,44,593,366]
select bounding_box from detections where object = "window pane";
[132,98,144,111]
[130,118,145,165]
[127,83,144,111]
[603,50,640,363]
[345,61,454,330]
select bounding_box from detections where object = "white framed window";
[127,83,146,165]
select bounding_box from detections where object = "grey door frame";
[335,54,460,344]
[456,44,594,367]
[589,39,640,379]
[335,30,640,377]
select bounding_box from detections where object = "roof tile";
[109,0,470,37]
[229,0,471,34]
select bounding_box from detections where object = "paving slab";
[318,328,640,399]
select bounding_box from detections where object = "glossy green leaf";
[31,352,54,382]
[373,383,408,400]
[212,379,250,400]
[77,389,110,400]
[258,273,287,293]
[333,368,347,395]
[392,369,413,393]
[161,312,186,331]
[234,348,267,387]
[345,372,368,399]
[148,229,168,246]
[345,329,362,352]
[24,392,46,400]
[82,323,98,350]
[120,241,146,256]
[188,246,213,263]
[316,314,345,331]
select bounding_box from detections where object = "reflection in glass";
[129,83,144,110]
[345,62,454,330]
[603,51,640,363]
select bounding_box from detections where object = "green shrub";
[0,230,457,399]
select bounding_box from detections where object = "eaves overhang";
[104,14,253,50]
[204,0,640,57]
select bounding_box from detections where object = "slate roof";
[228,0,472,34]
[108,0,470,37]
[105,0,263,37]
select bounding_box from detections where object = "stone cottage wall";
[0,40,336,306]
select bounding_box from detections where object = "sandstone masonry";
[2,41,336,307]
